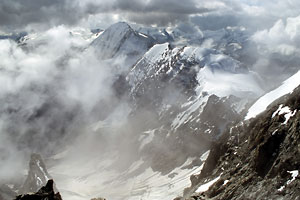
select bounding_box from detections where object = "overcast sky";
[0,0,299,32]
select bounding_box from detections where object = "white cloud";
[0,25,120,182]
[253,15,300,55]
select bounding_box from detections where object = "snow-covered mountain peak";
[103,22,134,39]
[142,43,170,62]
[91,22,135,57]
[91,22,154,68]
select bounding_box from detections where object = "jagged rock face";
[126,42,260,136]
[136,94,244,174]
[16,180,62,200]
[20,154,53,194]
[183,86,300,200]
[127,44,197,108]
[189,95,242,139]
[123,38,262,175]
[127,42,260,134]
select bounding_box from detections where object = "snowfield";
[49,151,210,200]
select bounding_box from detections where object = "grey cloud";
[0,0,79,31]
[124,12,189,27]
[191,14,238,31]
[0,0,211,31]
[98,0,209,15]
[142,0,208,14]
[1,0,300,32]
[0,26,120,181]
[116,0,210,26]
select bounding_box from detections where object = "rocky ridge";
[20,153,54,194]
[180,85,300,200]
[0,153,55,200]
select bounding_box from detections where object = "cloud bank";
[0,26,123,182]
[1,0,299,34]
[0,0,210,31]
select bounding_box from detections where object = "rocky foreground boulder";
[180,86,300,199]
[15,180,109,200]
[15,180,62,200]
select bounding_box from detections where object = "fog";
[0,26,126,183]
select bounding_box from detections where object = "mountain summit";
[20,154,53,194]
[92,22,154,67]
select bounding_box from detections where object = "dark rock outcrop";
[15,180,62,200]
[181,86,300,199]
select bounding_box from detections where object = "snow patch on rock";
[272,104,297,124]
[195,175,221,193]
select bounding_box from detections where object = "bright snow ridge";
[245,70,300,120]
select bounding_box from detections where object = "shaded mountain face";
[92,22,154,68]
[127,42,261,136]
[20,154,53,194]
[123,37,262,173]
[181,85,300,200]
[0,154,53,200]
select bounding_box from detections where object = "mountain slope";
[92,22,154,67]
[246,70,300,120]
[20,154,54,194]
[127,42,263,139]
[182,81,300,200]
